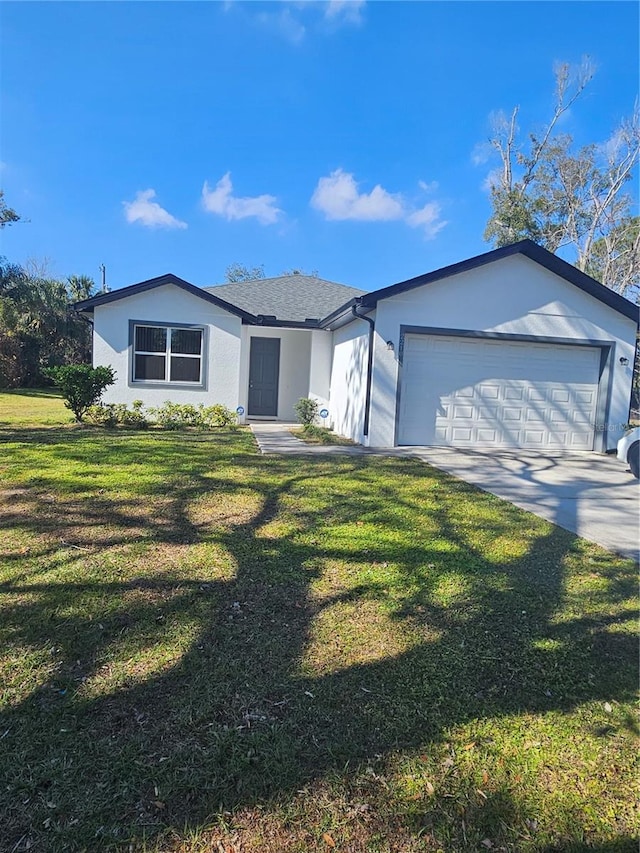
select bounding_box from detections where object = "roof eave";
[319,297,364,329]
[355,240,639,324]
[73,273,257,322]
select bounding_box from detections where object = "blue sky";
[1,1,638,292]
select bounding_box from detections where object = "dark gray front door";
[248,337,280,416]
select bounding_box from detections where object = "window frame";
[128,320,207,389]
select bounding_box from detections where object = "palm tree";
[67,275,96,302]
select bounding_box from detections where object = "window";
[133,324,203,384]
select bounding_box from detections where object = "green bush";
[294,397,318,427]
[85,400,148,429]
[147,401,237,430]
[43,364,115,422]
[148,402,200,429]
[200,403,237,427]
[83,399,237,431]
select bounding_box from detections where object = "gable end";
[74,273,257,322]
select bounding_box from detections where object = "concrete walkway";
[250,423,639,561]
[250,422,370,455]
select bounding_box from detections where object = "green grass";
[291,424,357,445]
[0,386,71,427]
[1,390,638,852]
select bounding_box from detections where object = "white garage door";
[398,334,600,449]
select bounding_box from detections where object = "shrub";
[148,402,201,429]
[44,364,115,422]
[85,400,148,429]
[147,401,236,430]
[85,403,119,427]
[200,403,237,427]
[84,399,237,431]
[294,397,318,427]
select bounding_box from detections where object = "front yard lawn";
[0,391,638,852]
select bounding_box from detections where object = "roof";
[74,241,638,328]
[75,272,365,326]
[74,273,257,322]
[204,275,366,323]
[324,239,639,327]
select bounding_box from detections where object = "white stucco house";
[75,240,638,453]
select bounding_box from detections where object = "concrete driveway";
[407,447,639,562]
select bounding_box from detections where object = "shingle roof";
[204,275,366,323]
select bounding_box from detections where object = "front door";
[248,337,280,417]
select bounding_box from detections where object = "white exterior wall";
[308,330,333,415]
[328,316,373,444]
[92,283,242,409]
[238,326,312,421]
[368,254,637,450]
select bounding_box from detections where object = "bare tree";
[482,59,640,299]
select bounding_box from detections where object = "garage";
[397,333,601,449]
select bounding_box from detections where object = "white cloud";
[471,141,493,166]
[226,0,364,43]
[123,189,187,230]
[481,166,503,193]
[255,6,306,43]
[406,202,448,240]
[202,173,282,225]
[311,169,448,238]
[311,169,404,221]
[324,0,365,24]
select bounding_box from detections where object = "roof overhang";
[351,240,639,324]
[74,273,257,322]
[75,273,340,329]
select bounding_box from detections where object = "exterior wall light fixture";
[619,356,629,366]
[386,340,395,352]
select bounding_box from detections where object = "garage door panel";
[398,335,599,449]
[479,384,500,399]
[477,428,499,442]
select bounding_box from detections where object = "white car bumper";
[617,427,640,463]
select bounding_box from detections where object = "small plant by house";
[294,396,319,427]
[85,399,148,429]
[85,399,237,430]
[44,364,115,422]
[148,401,236,429]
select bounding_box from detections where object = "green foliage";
[66,274,96,302]
[584,216,640,301]
[0,419,637,851]
[44,364,116,422]
[85,399,148,429]
[0,257,96,387]
[83,400,237,431]
[224,262,266,282]
[147,401,237,430]
[0,190,21,228]
[199,403,237,427]
[294,424,356,445]
[149,401,201,429]
[294,396,319,426]
[481,62,640,297]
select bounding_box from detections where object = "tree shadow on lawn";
[0,428,637,850]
